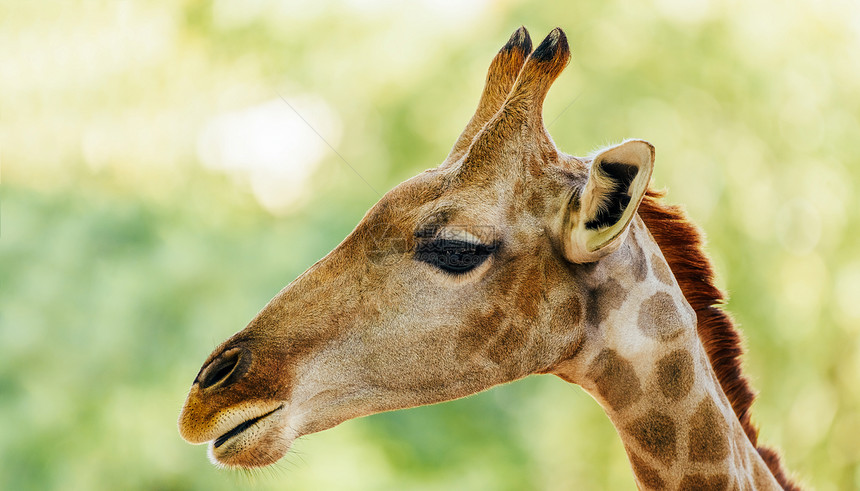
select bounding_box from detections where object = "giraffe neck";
[552,220,782,490]
[585,330,779,489]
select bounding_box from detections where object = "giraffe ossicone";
[178,27,799,490]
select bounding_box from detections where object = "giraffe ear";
[561,140,654,263]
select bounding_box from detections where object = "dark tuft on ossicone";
[501,26,532,55]
[530,27,569,62]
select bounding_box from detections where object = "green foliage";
[2,0,859,489]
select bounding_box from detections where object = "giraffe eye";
[415,239,496,274]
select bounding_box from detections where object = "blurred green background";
[2,0,859,489]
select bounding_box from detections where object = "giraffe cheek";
[455,307,507,362]
[548,296,585,363]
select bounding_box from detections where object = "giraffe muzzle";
[213,404,284,448]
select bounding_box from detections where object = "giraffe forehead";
[359,149,583,251]
[371,179,506,232]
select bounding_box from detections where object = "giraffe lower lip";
[213,405,283,448]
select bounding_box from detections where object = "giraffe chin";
[206,405,294,469]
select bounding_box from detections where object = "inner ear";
[585,162,640,230]
[561,139,654,264]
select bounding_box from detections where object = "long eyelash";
[414,239,496,275]
[415,239,496,254]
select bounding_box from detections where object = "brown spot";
[655,350,694,401]
[628,453,665,489]
[513,178,526,196]
[506,202,518,220]
[550,296,582,334]
[488,261,521,295]
[689,398,730,462]
[587,349,642,411]
[527,154,544,178]
[550,296,584,361]
[625,410,677,464]
[486,324,528,371]
[651,252,675,286]
[526,192,546,216]
[456,307,505,360]
[542,255,569,285]
[637,292,686,340]
[678,473,730,491]
[585,278,628,327]
[514,266,541,319]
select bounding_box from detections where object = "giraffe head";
[178,27,655,468]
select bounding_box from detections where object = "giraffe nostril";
[199,348,243,389]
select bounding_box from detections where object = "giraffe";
[178,27,800,489]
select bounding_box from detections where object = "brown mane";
[638,189,800,491]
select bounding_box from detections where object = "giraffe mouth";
[213,405,283,449]
[212,404,284,449]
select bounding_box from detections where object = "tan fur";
[178,27,797,489]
